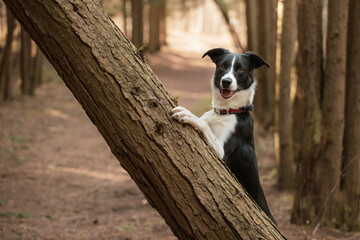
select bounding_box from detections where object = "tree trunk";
[20,26,32,95]
[275,0,296,190]
[0,7,15,101]
[245,0,258,52]
[3,0,286,239]
[149,0,161,53]
[122,0,128,37]
[253,0,277,129]
[31,46,44,87]
[131,0,143,48]
[317,0,349,227]
[291,0,325,224]
[213,0,244,52]
[343,0,360,230]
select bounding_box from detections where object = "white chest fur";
[200,110,237,147]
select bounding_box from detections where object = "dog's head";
[202,48,269,108]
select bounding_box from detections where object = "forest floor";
[1,32,359,240]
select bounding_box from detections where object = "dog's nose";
[221,78,232,88]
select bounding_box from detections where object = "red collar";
[213,105,253,115]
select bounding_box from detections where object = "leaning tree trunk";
[275,0,296,190]
[291,0,324,225]
[3,0,286,239]
[343,0,360,230]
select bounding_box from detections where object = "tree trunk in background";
[343,0,360,230]
[275,0,296,190]
[291,0,324,225]
[213,0,244,52]
[245,0,258,52]
[149,0,161,53]
[31,46,43,87]
[0,8,15,101]
[159,2,166,46]
[253,0,277,129]
[131,0,143,47]
[3,0,287,239]
[317,0,349,227]
[122,0,128,36]
[20,27,32,95]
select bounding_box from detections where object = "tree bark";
[31,46,44,87]
[3,0,286,239]
[245,0,258,52]
[253,0,277,129]
[291,0,325,224]
[275,0,296,190]
[317,0,349,227]
[213,0,245,52]
[122,0,128,37]
[342,0,359,230]
[0,7,16,101]
[149,0,161,53]
[20,26,32,95]
[131,0,143,48]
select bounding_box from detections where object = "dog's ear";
[202,48,230,63]
[244,52,270,69]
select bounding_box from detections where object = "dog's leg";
[171,106,224,159]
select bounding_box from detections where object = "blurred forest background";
[0,0,359,239]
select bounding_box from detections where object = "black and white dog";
[171,48,276,224]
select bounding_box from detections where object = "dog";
[171,48,276,225]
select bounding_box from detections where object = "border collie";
[171,48,276,224]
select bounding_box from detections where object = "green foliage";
[0,212,29,218]
[0,197,7,206]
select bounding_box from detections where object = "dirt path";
[1,35,359,239]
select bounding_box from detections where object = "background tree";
[131,0,143,47]
[291,0,324,224]
[292,0,352,228]
[3,0,286,239]
[342,0,360,230]
[20,26,32,95]
[275,0,296,190]
[252,0,277,129]
[245,0,258,52]
[0,7,15,101]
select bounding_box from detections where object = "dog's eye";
[237,68,244,73]
[219,64,225,70]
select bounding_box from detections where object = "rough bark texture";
[131,0,143,47]
[318,0,349,227]
[343,0,360,230]
[213,0,244,52]
[20,26,32,95]
[245,0,258,52]
[291,0,325,224]
[276,0,296,190]
[0,8,16,101]
[3,0,286,239]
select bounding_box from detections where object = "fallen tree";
[3,0,286,239]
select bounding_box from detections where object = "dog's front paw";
[171,106,204,130]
